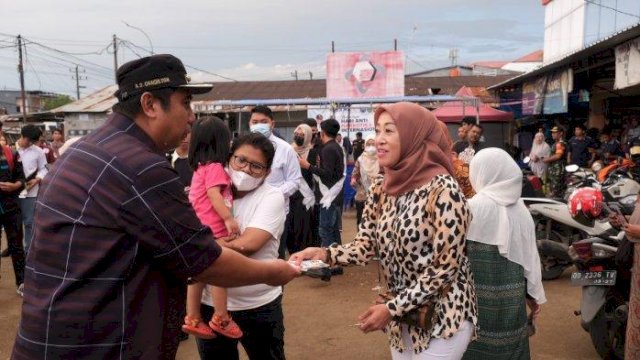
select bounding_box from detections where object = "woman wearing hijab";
[285,124,316,253]
[350,134,380,228]
[292,102,477,359]
[463,148,546,360]
[529,132,551,180]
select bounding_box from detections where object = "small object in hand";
[527,313,536,337]
[349,323,363,327]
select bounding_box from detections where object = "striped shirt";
[12,113,221,359]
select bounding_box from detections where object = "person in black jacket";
[299,118,344,254]
[0,144,26,296]
[303,118,322,247]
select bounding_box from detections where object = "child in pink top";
[182,117,243,340]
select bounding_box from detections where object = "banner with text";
[307,105,376,140]
[615,36,640,90]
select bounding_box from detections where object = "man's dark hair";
[471,124,484,132]
[601,127,612,136]
[21,124,42,142]
[356,132,362,138]
[303,118,317,129]
[230,133,276,169]
[575,123,587,131]
[251,105,273,120]
[188,116,231,170]
[461,117,476,126]
[112,88,175,119]
[52,128,63,135]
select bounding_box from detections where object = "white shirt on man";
[202,183,285,311]
[265,134,302,214]
[18,145,48,198]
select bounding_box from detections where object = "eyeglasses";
[231,155,268,176]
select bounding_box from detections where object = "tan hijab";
[374,102,454,196]
[291,124,313,160]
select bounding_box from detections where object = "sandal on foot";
[209,314,243,339]
[182,316,216,339]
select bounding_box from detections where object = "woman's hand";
[526,298,541,320]
[624,224,640,238]
[350,178,357,187]
[358,304,392,333]
[289,247,327,266]
[298,156,311,170]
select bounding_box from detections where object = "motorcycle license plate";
[570,270,617,286]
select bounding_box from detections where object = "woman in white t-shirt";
[196,133,288,359]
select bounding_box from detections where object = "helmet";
[568,187,604,226]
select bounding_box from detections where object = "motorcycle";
[524,168,639,280]
[569,223,630,360]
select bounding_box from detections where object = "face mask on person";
[250,123,272,138]
[365,146,376,155]
[294,136,305,146]
[228,167,263,191]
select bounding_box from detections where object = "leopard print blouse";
[328,174,478,354]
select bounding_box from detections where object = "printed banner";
[615,36,640,90]
[522,68,573,115]
[326,51,405,99]
[307,105,375,139]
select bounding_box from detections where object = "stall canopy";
[433,86,513,123]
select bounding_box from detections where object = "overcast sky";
[0,0,545,98]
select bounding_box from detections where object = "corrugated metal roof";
[51,85,118,113]
[52,76,511,114]
[489,23,640,90]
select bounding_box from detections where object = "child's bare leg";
[212,286,229,319]
[187,282,206,320]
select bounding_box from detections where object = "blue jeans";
[319,205,341,247]
[19,197,36,254]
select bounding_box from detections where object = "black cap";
[320,118,340,137]
[114,54,212,101]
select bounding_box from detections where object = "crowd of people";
[0,123,64,298]
[3,54,565,360]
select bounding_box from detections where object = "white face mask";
[228,167,263,191]
[365,146,376,155]
[250,123,272,138]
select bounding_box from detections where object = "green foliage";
[43,95,74,111]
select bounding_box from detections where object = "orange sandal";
[182,316,216,339]
[209,314,243,339]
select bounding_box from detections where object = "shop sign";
[614,36,640,90]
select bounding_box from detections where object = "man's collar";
[110,112,163,154]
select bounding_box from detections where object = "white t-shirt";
[202,183,285,311]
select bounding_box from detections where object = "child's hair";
[188,116,232,170]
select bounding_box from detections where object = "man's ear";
[140,92,157,118]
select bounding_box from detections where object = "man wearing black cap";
[12,54,299,360]
[299,118,344,273]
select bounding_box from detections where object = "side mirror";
[523,156,531,164]
[565,164,579,173]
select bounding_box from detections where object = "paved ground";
[0,210,601,359]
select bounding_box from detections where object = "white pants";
[390,321,474,360]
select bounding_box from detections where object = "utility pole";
[112,34,118,80]
[394,38,398,51]
[290,70,298,81]
[309,71,313,80]
[72,65,87,100]
[17,35,27,126]
[331,41,335,53]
